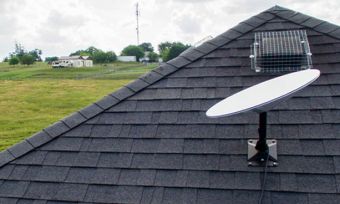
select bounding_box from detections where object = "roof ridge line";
[0,8,278,168]
[267,7,340,40]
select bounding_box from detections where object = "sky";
[1,0,340,59]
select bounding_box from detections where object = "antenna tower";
[136,3,140,45]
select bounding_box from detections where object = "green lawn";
[0,62,157,150]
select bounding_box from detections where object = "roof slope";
[1,5,340,204]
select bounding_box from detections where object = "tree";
[148,52,159,62]
[3,57,8,62]
[29,49,42,61]
[69,47,117,64]
[166,42,191,61]
[139,42,154,52]
[106,51,117,62]
[20,54,35,65]
[158,42,191,62]
[8,42,42,65]
[121,45,144,61]
[158,42,173,53]
[45,56,59,64]
[9,57,19,65]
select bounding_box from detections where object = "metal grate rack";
[250,30,312,73]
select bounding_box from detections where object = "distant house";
[52,56,93,68]
[117,56,136,62]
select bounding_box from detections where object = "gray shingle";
[0,198,18,204]
[107,100,137,112]
[40,138,83,151]
[309,194,340,204]
[187,171,209,188]
[153,63,177,76]
[129,125,157,138]
[234,172,261,190]
[8,140,34,158]
[24,182,59,199]
[55,152,77,166]
[44,121,70,138]
[304,156,335,174]
[63,125,92,137]
[53,183,87,201]
[197,189,232,204]
[125,79,150,92]
[162,188,185,204]
[138,169,156,185]
[110,86,135,100]
[8,165,28,180]
[65,167,96,183]
[195,42,218,54]
[183,155,219,170]
[209,171,235,189]
[280,173,298,191]
[62,112,87,128]
[232,23,254,34]
[208,35,232,47]
[300,140,325,155]
[73,152,100,167]
[314,22,339,33]
[118,169,139,185]
[154,154,183,169]
[36,166,69,182]
[0,150,15,167]
[155,170,177,186]
[92,168,120,185]
[271,192,308,204]
[140,187,155,204]
[0,180,29,197]
[79,104,103,119]
[131,153,154,168]
[243,16,266,27]
[26,131,52,148]
[167,56,191,68]
[97,153,132,168]
[139,71,163,84]
[131,139,159,153]
[0,165,14,179]
[180,48,205,61]
[301,17,324,28]
[184,139,219,154]
[89,185,143,203]
[296,174,336,193]
[95,95,119,110]
[324,140,340,155]
[158,139,184,153]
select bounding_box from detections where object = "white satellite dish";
[206,69,320,166]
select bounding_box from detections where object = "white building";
[117,56,136,62]
[52,56,93,68]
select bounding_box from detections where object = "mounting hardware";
[247,112,278,167]
[248,139,278,167]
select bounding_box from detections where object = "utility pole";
[136,2,140,45]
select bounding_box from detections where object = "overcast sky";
[1,0,339,59]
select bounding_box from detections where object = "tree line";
[4,43,42,65]
[4,41,191,65]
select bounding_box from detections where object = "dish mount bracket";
[247,112,278,167]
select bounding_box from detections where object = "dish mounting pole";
[248,112,278,167]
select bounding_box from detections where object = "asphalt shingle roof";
[0,5,340,204]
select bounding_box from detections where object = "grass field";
[0,62,157,150]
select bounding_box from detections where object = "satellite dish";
[206,69,320,166]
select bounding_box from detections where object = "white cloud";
[0,0,339,59]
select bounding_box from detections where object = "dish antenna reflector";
[206,69,320,166]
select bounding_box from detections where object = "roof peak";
[267,5,289,12]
